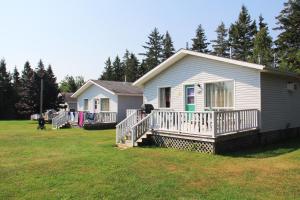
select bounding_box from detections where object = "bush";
[83,122,116,130]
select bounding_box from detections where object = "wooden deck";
[116,109,259,146]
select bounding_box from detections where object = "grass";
[0,121,299,200]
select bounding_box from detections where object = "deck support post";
[212,111,217,138]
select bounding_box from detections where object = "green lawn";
[0,121,299,200]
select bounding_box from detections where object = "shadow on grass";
[223,137,300,158]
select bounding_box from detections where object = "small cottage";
[116,49,300,153]
[71,80,143,122]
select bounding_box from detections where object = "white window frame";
[100,98,110,111]
[94,98,99,112]
[204,79,235,110]
[182,83,196,110]
[83,99,89,111]
[157,86,172,109]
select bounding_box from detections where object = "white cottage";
[116,49,300,153]
[72,80,143,122]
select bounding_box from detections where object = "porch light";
[197,83,202,94]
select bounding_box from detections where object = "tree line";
[100,1,300,82]
[0,60,59,119]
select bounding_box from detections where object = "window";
[94,99,99,110]
[101,98,109,111]
[84,99,89,111]
[159,87,171,108]
[186,86,195,104]
[205,81,234,108]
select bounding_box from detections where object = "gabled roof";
[71,80,143,98]
[133,49,266,87]
[61,92,77,103]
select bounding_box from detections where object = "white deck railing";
[52,111,117,129]
[117,109,259,144]
[93,112,117,123]
[116,110,146,143]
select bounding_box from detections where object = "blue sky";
[0,0,285,81]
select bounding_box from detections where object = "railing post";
[212,111,217,138]
[237,111,240,131]
[131,128,135,146]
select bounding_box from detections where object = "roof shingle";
[92,80,143,95]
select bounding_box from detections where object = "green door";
[185,85,195,111]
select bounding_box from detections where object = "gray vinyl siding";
[260,73,300,132]
[117,95,143,121]
[143,55,261,112]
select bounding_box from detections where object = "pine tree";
[112,56,124,81]
[124,52,140,82]
[0,59,15,119]
[229,5,257,61]
[258,14,267,30]
[12,67,21,118]
[162,31,175,61]
[274,0,300,73]
[191,24,210,53]
[252,16,273,65]
[15,61,35,118]
[31,60,46,113]
[140,27,164,72]
[100,57,114,80]
[138,60,148,79]
[211,22,229,57]
[44,65,59,110]
[12,67,21,87]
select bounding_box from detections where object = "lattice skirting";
[150,135,215,154]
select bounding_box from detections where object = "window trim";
[204,79,235,110]
[184,84,196,105]
[100,98,110,111]
[83,99,89,111]
[157,86,172,109]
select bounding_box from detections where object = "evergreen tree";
[211,22,229,57]
[140,27,164,72]
[0,59,15,119]
[100,57,114,80]
[12,67,21,87]
[258,14,267,30]
[229,5,257,61]
[44,65,59,110]
[162,31,175,61]
[31,60,46,113]
[274,0,300,73]
[191,24,210,53]
[138,60,148,79]
[12,67,21,118]
[252,16,273,65]
[112,56,124,81]
[124,52,140,82]
[15,61,35,118]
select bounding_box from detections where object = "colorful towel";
[79,112,84,127]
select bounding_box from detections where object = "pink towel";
[79,112,84,127]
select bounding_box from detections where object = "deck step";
[136,131,152,144]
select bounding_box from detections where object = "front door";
[185,85,195,111]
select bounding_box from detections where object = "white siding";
[261,73,300,132]
[77,84,118,113]
[117,95,143,121]
[143,55,261,112]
